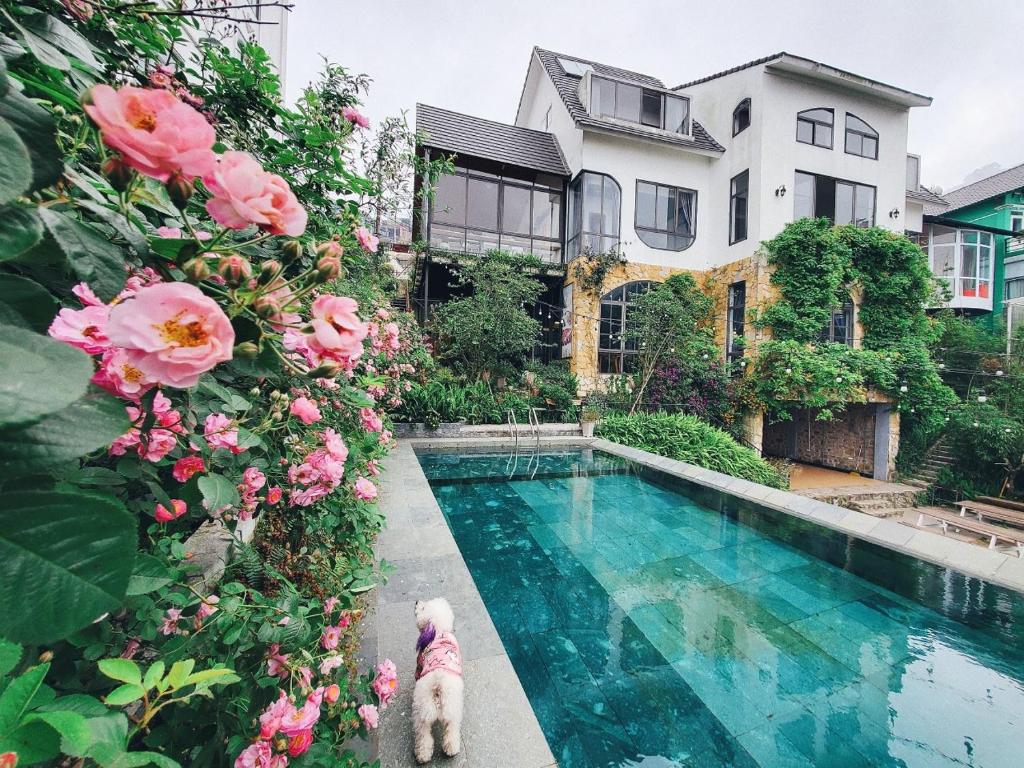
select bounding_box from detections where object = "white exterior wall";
[516,55,583,172]
[758,71,910,239]
[905,200,924,233]
[579,131,716,269]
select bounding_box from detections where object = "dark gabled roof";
[906,186,948,207]
[533,47,725,155]
[941,162,1024,213]
[415,103,570,176]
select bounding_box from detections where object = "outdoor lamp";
[889,208,900,219]
[775,185,786,197]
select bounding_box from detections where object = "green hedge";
[596,412,788,489]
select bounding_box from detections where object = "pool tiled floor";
[419,450,1024,768]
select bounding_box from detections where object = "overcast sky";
[285,0,1021,193]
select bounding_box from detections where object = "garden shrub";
[596,412,787,489]
[0,3,430,766]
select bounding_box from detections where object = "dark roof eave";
[923,215,1020,238]
[577,118,724,156]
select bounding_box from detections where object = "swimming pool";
[418,448,1024,768]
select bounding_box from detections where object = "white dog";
[412,597,464,764]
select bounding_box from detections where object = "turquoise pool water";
[418,449,1024,768]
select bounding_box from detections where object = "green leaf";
[102,684,145,707]
[0,639,20,678]
[142,661,164,692]
[0,719,61,764]
[19,25,68,70]
[0,323,94,429]
[67,466,127,487]
[77,200,150,259]
[125,554,173,596]
[25,709,92,756]
[183,668,237,687]
[0,53,7,98]
[0,117,31,205]
[0,205,41,263]
[0,273,54,332]
[38,208,125,301]
[0,662,48,735]
[97,659,141,687]
[0,89,62,192]
[166,660,195,690]
[0,391,130,477]
[197,473,240,512]
[38,694,107,718]
[21,11,101,70]
[0,490,136,644]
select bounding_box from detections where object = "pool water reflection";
[418,449,1024,768]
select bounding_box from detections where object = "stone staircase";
[902,438,955,489]
[799,482,922,518]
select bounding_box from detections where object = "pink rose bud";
[155,499,187,523]
[307,361,342,379]
[182,256,211,283]
[233,341,259,358]
[281,240,303,262]
[217,254,252,287]
[166,170,194,209]
[315,240,344,260]
[102,155,135,192]
[258,259,283,285]
[316,255,341,282]
[253,295,281,320]
[324,684,341,704]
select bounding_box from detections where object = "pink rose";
[324,684,341,704]
[160,608,182,636]
[157,226,182,238]
[290,396,322,425]
[355,226,379,253]
[204,151,307,237]
[172,455,206,483]
[358,703,379,729]
[359,407,383,433]
[342,106,370,129]
[242,466,267,492]
[306,295,368,361]
[91,347,156,400]
[234,740,272,768]
[154,499,187,523]
[259,690,292,739]
[319,655,343,675]
[321,428,348,462]
[287,730,313,758]
[204,412,243,454]
[373,659,398,708]
[48,304,111,355]
[84,85,216,182]
[279,698,320,736]
[104,283,235,388]
[320,625,341,650]
[367,459,380,477]
[323,596,339,614]
[266,644,289,678]
[266,486,283,504]
[72,282,103,307]
[353,477,378,502]
[194,594,219,629]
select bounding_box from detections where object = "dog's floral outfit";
[415,632,463,680]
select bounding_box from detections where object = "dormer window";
[732,98,751,136]
[796,108,833,148]
[589,75,689,134]
[557,57,593,78]
[845,114,878,159]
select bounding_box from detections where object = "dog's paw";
[442,730,461,757]
[414,750,433,765]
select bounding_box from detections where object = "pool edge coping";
[404,435,1024,595]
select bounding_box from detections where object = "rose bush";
[0,2,433,766]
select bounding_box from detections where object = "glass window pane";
[906,156,920,190]
[794,172,815,219]
[591,77,615,117]
[835,183,854,225]
[433,174,466,225]
[845,132,860,155]
[501,184,531,235]
[665,96,688,133]
[801,108,833,123]
[464,229,500,254]
[963,230,978,245]
[932,225,957,246]
[796,119,813,143]
[615,83,641,122]
[676,190,693,235]
[532,189,559,240]
[655,186,671,230]
[499,234,530,255]
[583,173,603,234]
[815,125,832,147]
[854,185,875,227]
[429,225,465,252]
[863,137,877,158]
[1006,260,1024,280]
[602,179,620,237]
[641,90,662,127]
[636,182,656,229]
[466,178,498,230]
[962,244,978,277]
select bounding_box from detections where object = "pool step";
[799,483,921,518]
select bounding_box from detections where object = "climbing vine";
[572,247,623,296]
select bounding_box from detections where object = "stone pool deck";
[361,435,1024,766]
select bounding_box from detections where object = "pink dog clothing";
[415,632,463,680]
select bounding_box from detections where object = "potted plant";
[580,406,600,438]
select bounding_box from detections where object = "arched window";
[819,295,854,346]
[598,281,657,374]
[567,172,621,261]
[732,98,751,136]
[845,113,878,159]
[796,108,833,148]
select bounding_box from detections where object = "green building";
[920,163,1024,325]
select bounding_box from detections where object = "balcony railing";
[1007,235,1024,256]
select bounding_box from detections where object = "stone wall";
[763,404,879,476]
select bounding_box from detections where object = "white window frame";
[927,227,994,301]
[1011,210,1024,233]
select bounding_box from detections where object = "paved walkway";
[362,441,556,768]
[788,462,883,490]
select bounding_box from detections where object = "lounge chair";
[916,508,1024,556]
